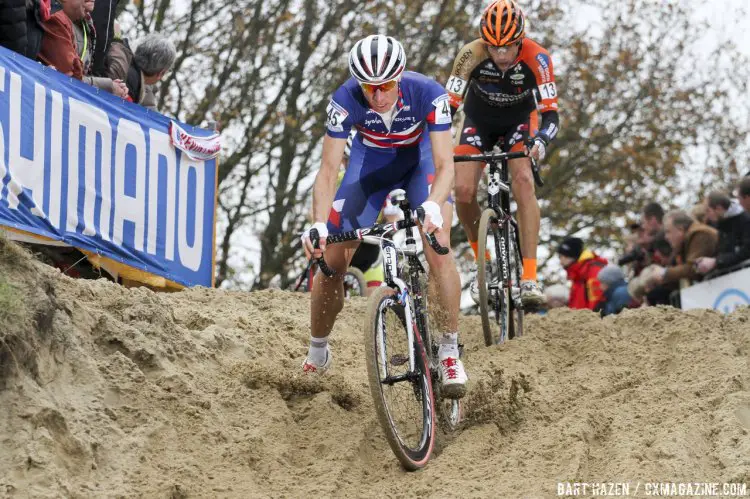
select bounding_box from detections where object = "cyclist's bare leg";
[509,156,539,261]
[310,240,360,339]
[454,161,485,243]
[423,202,467,397]
[421,202,460,333]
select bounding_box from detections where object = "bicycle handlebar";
[453,151,528,162]
[308,207,449,278]
[453,151,545,188]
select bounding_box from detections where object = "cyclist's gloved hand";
[301,222,328,259]
[419,200,443,234]
[526,134,548,162]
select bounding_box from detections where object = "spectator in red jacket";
[557,236,608,310]
[37,0,86,79]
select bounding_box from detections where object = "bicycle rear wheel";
[364,287,436,470]
[477,208,512,346]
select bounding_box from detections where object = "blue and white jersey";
[325,71,452,149]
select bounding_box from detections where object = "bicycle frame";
[378,215,430,376]
[308,200,446,375]
[486,147,522,290]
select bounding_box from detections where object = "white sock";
[438,332,459,358]
[307,335,329,366]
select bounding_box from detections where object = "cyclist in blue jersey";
[301,35,467,398]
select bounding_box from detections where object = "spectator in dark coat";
[739,176,750,213]
[24,0,52,60]
[0,0,28,55]
[89,0,117,76]
[695,191,750,275]
[597,265,633,317]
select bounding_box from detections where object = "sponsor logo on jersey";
[455,49,474,75]
[536,53,551,82]
[510,73,525,84]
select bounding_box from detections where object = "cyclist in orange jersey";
[446,0,559,307]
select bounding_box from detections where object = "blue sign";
[0,46,217,287]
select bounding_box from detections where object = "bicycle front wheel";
[477,208,511,346]
[364,287,436,470]
[507,222,524,339]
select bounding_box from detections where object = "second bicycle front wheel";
[477,208,511,346]
[343,267,367,298]
[364,287,436,470]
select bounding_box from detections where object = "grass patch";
[0,275,26,327]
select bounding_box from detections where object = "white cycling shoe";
[520,280,546,308]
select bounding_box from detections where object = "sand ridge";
[0,242,748,497]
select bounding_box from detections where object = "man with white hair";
[647,210,717,287]
[105,31,176,110]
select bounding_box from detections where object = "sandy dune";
[0,240,748,498]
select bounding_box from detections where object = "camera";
[618,246,647,266]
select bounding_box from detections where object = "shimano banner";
[0,47,217,287]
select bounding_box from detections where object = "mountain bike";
[309,189,462,470]
[454,146,544,346]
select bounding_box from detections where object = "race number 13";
[538,82,557,100]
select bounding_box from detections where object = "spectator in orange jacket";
[557,236,608,310]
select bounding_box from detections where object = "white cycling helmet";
[348,35,407,84]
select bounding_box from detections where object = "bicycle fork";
[380,241,419,376]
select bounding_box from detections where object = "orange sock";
[522,258,537,281]
[470,240,492,262]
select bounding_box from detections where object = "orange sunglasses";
[360,79,399,94]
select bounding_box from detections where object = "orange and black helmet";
[480,0,526,47]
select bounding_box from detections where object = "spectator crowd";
[0,0,175,111]
[548,175,750,317]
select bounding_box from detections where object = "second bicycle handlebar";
[309,206,448,278]
[453,151,545,188]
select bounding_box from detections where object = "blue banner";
[0,46,217,287]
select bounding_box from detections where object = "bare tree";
[118,0,750,288]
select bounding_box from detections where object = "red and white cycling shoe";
[302,347,332,375]
[439,355,467,399]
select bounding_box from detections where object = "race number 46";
[432,95,452,125]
